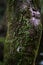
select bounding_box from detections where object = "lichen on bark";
[4,0,42,65]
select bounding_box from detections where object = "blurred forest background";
[0,0,43,65]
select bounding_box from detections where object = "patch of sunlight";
[40,53,43,56]
[39,60,43,65]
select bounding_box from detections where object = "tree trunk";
[4,0,42,65]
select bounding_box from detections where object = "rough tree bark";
[4,0,42,65]
[40,0,43,29]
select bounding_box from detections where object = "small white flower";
[30,17,40,26]
[17,46,21,52]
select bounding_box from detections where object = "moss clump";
[4,0,42,65]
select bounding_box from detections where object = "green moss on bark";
[4,0,42,65]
